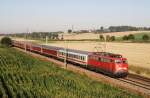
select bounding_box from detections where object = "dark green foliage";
[122,35,129,40]
[68,29,72,33]
[0,37,12,47]
[128,34,135,40]
[0,47,143,98]
[8,32,62,40]
[109,26,138,32]
[142,34,149,41]
[99,35,105,41]
[110,36,116,41]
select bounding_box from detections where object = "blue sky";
[0,0,150,33]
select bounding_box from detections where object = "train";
[12,40,128,78]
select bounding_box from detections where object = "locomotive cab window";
[115,60,122,63]
[100,58,112,62]
[123,60,128,64]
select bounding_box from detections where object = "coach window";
[83,56,85,61]
[80,56,82,60]
[82,56,84,60]
[98,57,102,62]
[82,56,84,61]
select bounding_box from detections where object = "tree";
[68,29,72,33]
[128,34,135,40]
[100,26,104,32]
[1,37,12,47]
[122,35,128,40]
[99,35,104,41]
[142,34,149,41]
[110,36,115,41]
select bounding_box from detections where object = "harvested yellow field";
[61,31,150,40]
[47,41,150,69]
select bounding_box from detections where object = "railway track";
[118,73,150,97]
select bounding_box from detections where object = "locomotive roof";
[92,52,122,58]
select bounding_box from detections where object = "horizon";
[0,0,150,33]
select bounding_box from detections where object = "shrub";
[110,36,115,41]
[122,35,128,40]
[0,37,12,47]
[142,34,149,41]
[99,35,104,41]
[128,34,135,40]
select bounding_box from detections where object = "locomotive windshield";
[115,60,122,63]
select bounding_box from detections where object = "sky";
[0,0,150,33]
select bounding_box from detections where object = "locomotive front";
[113,57,128,77]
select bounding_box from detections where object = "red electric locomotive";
[12,40,128,78]
[88,52,128,77]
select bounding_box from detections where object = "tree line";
[95,26,150,33]
[8,32,63,40]
[99,34,150,42]
[66,26,150,34]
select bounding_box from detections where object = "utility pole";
[24,32,27,51]
[46,36,48,45]
[104,35,107,52]
[64,36,68,68]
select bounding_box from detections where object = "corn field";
[0,46,142,98]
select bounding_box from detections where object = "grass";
[0,46,143,98]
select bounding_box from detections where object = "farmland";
[0,46,142,98]
[60,31,150,40]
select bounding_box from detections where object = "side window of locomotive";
[123,60,128,64]
[115,60,122,63]
[100,58,112,62]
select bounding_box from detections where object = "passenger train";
[12,40,128,78]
